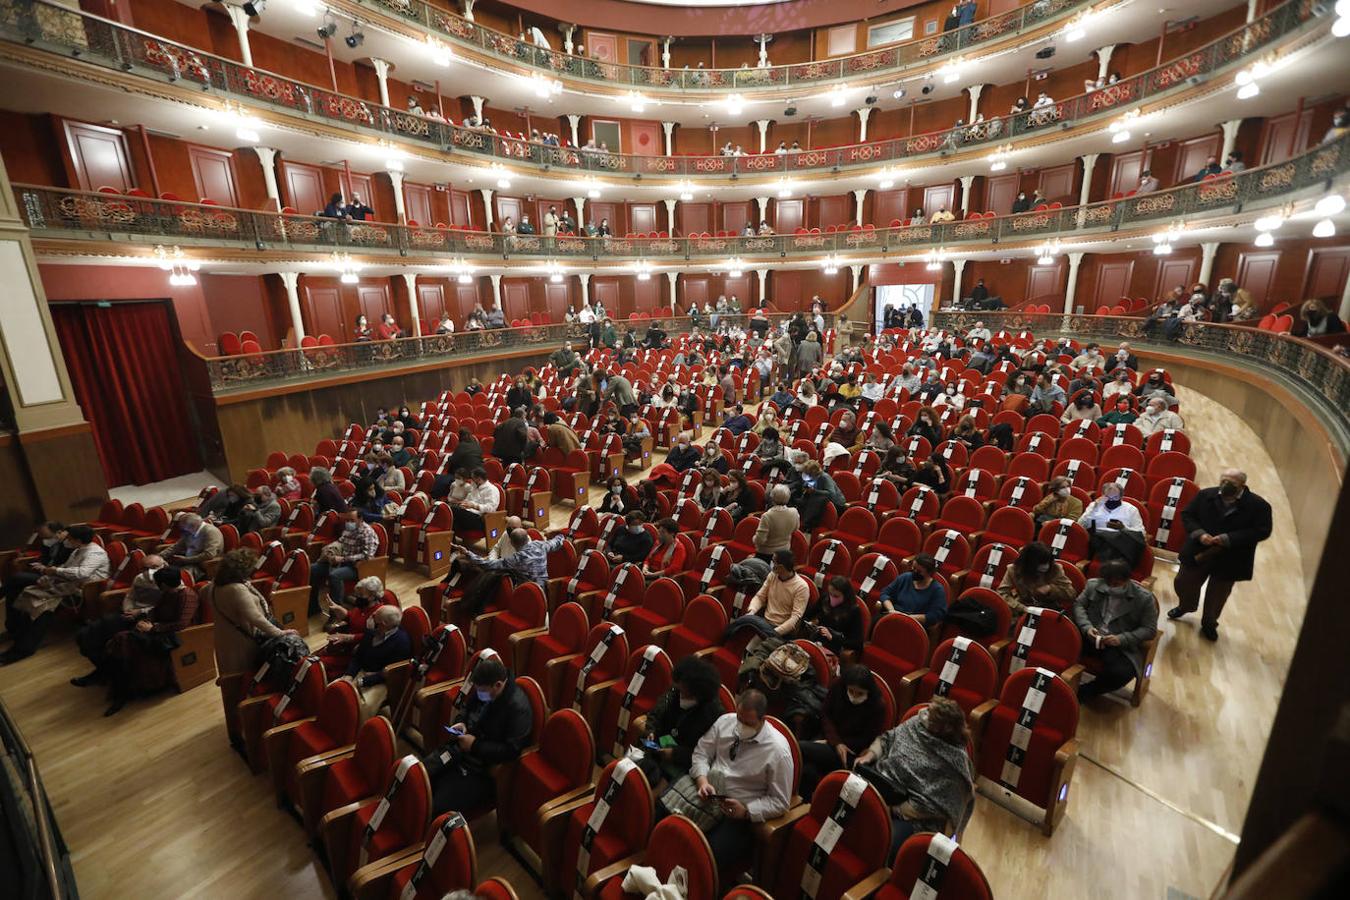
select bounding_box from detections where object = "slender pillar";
[663,198,676,233]
[958,175,975,215]
[388,170,406,223]
[756,269,768,305]
[1339,270,1350,322]
[489,273,502,310]
[1063,252,1085,314]
[252,146,281,210]
[400,272,421,336]
[854,107,872,143]
[1246,0,1258,22]
[755,197,769,226]
[223,3,254,68]
[578,272,591,307]
[756,120,771,153]
[852,188,868,226]
[461,0,476,22]
[279,271,305,342]
[1221,119,1244,161]
[662,121,676,156]
[470,95,485,122]
[1198,241,1222,287]
[850,264,863,294]
[567,114,581,148]
[370,58,392,109]
[757,35,771,67]
[561,24,575,55]
[1096,45,1117,81]
[666,271,678,312]
[951,258,967,306]
[1078,153,1099,207]
[479,188,495,228]
[662,37,672,69]
[573,196,585,227]
[965,84,984,123]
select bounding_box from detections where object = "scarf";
[874,712,974,832]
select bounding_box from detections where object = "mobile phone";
[445,723,466,736]
[641,738,661,751]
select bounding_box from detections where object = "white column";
[663,198,676,232]
[388,170,406,223]
[1063,252,1085,314]
[965,84,984,123]
[666,271,679,311]
[1339,271,1350,322]
[1078,153,1099,208]
[1220,119,1243,161]
[461,0,476,22]
[1096,45,1117,82]
[370,58,392,109]
[756,269,768,306]
[279,271,305,343]
[561,24,575,55]
[470,95,485,122]
[958,175,975,215]
[662,121,676,156]
[578,272,591,307]
[755,197,769,226]
[662,37,672,69]
[573,196,585,226]
[400,272,421,336]
[479,188,495,228]
[252,146,280,209]
[757,35,770,67]
[1198,241,1221,287]
[852,188,868,226]
[854,107,872,143]
[489,273,502,309]
[1246,0,1258,22]
[755,120,771,154]
[567,114,581,148]
[223,3,254,68]
[850,264,863,294]
[951,258,967,306]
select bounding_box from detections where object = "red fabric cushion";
[774,815,874,898]
[512,755,572,849]
[977,704,1067,805]
[322,757,374,811]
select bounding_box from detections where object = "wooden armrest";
[320,797,378,867]
[581,678,618,727]
[538,787,599,889]
[350,845,423,900]
[507,626,548,673]
[1059,663,1085,690]
[968,698,999,759]
[297,747,356,833]
[987,637,1010,658]
[582,851,645,897]
[840,868,892,900]
[1044,737,1080,835]
[648,622,679,646]
[263,716,316,795]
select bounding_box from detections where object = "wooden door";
[357,283,391,325]
[1025,263,1064,307]
[632,277,658,316]
[1091,261,1135,311]
[305,285,345,342]
[678,202,711,236]
[453,282,480,320]
[586,31,619,63]
[1302,248,1350,300]
[188,145,238,205]
[872,189,908,226]
[502,280,530,323]
[341,173,375,219]
[589,202,621,234]
[418,283,446,328]
[629,203,658,234]
[922,184,956,216]
[593,280,621,317]
[544,282,569,322]
[772,270,803,309]
[1036,164,1076,203]
[682,276,709,310]
[1153,257,1198,299]
[774,199,804,233]
[62,120,135,192]
[1109,150,1146,198]
[721,201,752,234]
[450,190,472,227]
[404,181,433,225]
[629,121,662,157]
[281,161,327,215]
[983,174,1021,215]
[1236,251,1281,306]
[817,195,849,227]
[496,195,523,229]
[1172,134,1222,184]
[1259,110,1314,165]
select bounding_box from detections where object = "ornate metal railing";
[0,0,1330,180]
[930,310,1350,444]
[350,0,1089,92]
[197,313,815,392]
[16,131,1349,260]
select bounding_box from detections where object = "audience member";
[1072,559,1159,701]
[877,553,947,626]
[308,510,379,611]
[634,655,724,790]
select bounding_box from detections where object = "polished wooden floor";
[0,383,1311,900]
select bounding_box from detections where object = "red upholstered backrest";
[772,771,892,899]
[539,710,596,788]
[353,716,397,794]
[295,659,327,716]
[1002,609,1082,678]
[976,668,1078,806]
[562,760,655,883]
[509,582,548,627]
[886,834,992,899]
[576,549,611,591]
[416,812,478,895]
[388,758,432,845]
[425,624,468,683]
[874,517,923,556]
[917,639,998,714]
[868,613,930,667]
[316,678,360,745]
[667,595,727,657]
[644,815,718,899]
[550,602,591,651]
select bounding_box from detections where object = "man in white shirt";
[3,525,110,664]
[671,689,792,869]
[965,321,992,343]
[1135,397,1185,438]
[860,372,885,403]
[449,468,502,531]
[1079,482,1145,533]
[578,302,596,325]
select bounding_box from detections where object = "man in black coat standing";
[1168,469,1273,642]
[425,657,534,814]
[492,408,530,466]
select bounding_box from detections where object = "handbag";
[759,641,811,690]
[660,773,726,833]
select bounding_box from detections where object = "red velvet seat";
[551,759,656,896]
[590,814,719,900]
[359,811,478,900]
[663,595,729,662]
[515,601,590,695]
[872,833,992,899]
[324,754,432,887]
[907,638,999,716]
[611,575,685,647]
[862,613,930,707]
[499,710,596,863]
[768,771,892,900]
[850,552,901,611]
[585,645,674,761]
[999,608,1083,682]
[473,581,547,657]
[302,715,397,835]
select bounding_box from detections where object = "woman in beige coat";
[997,542,1077,618]
[205,549,285,676]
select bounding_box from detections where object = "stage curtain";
[51,302,202,486]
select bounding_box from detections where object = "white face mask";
[1056,487,1070,498]
[610,485,622,494]
[847,691,868,706]
[737,722,760,741]
[678,696,698,710]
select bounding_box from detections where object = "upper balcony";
[16,130,1349,268]
[0,0,1337,196]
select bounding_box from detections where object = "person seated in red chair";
[317,575,388,675]
[644,432,702,488]
[1071,560,1158,703]
[607,511,655,567]
[72,553,168,687]
[447,467,502,533]
[2,521,69,610]
[308,510,379,613]
[642,519,688,582]
[340,605,411,721]
[89,566,198,717]
[424,657,534,815]
[165,512,224,584]
[2,526,109,666]
[375,312,404,341]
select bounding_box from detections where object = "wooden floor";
[0,383,1312,900]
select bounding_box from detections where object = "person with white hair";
[317,575,388,674]
[164,513,223,583]
[1134,396,1185,438]
[340,604,410,720]
[752,484,800,561]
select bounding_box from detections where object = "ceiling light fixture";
[1315,194,1346,217]
[1035,239,1062,266]
[1254,231,1275,247]
[1313,218,1337,238]
[241,0,266,17]
[293,0,315,16]
[776,179,794,199]
[628,92,647,113]
[828,84,849,107]
[548,262,565,284]
[345,21,365,49]
[154,245,199,286]
[726,257,744,279]
[924,247,945,272]
[725,94,744,116]
[676,181,694,202]
[316,12,337,39]
[331,251,362,284]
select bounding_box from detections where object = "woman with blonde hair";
[1293,297,1346,336]
[1229,288,1259,322]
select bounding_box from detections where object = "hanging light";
[633,260,653,281]
[490,164,511,190]
[1254,231,1275,247]
[822,254,840,275]
[877,168,896,190]
[676,181,694,202]
[547,261,565,283]
[331,251,362,284]
[776,179,794,199]
[988,144,1012,172]
[725,94,744,116]
[154,245,199,286]
[726,258,744,279]
[627,91,647,113]
[1315,194,1347,217]
[1313,218,1337,238]
[1108,109,1140,144]
[828,84,849,106]
[924,248,945,272]
[1034,239,1061,266]
[1253,213,1285,233]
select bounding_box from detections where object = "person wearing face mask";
[799,665,886,800]
[907,406,943,447]
[1027,372,1067,416]
[1102,369,1135,402]
[309,466,349,514]
[643,519,690,581]
[162,512,223,584]
[1080,482,1147,568]
[607,511,654,566]
[752,485,800,560]
[797,461,847,531]
[645,432,703,489]
[448,468,502,532]
[699,441,730,475]
[878,554,947,627]
[1061,391,1103,424]
[636,656,724,790]
[426,657,534,815]
[70,552,170,686]
[1292,298,1346,337]
[308,510,379,613]
[316,575,388,674]
[912,454,951,496]
[693,469,723,511]
[1168,469,1272,642]
[1135,397,1185,438]
[997,542,1076,617]
[658,689,792,871]
[1072,559,1158,702]
[202,548,288,678]
[806,576,864,659]
[339,604,410,721]
[1096,396,1139,426]
[1,521,69,611]
[1032,477,1084,527]
[598,476,631,515]
[755,426,785,462]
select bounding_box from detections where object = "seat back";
[351,716,398,802]
[1002,608,1082,680]
[641,815,719,900]
[917,638,998,714]
[976,668,1078,806]
[771,771,892,900]
[887,834,993,899]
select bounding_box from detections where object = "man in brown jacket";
[753,485,800,562]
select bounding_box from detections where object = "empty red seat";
[909,637,999,716]
[767,771,893,899]
[873,833,992,899]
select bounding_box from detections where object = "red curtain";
[51,302,202,486]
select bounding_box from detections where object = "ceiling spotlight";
[776,180,793,199]
[1254,231,1275,247]
[829,85,848,107]
[457,272,472,284]
[1237,82,1260,100]
[345,22,365,49]
[892,88,906,100]
[989,160,1006,171]
[1313,218,1337,238]
[236,128,260,143]
[725,94,744,116]
[1334,16,1350,38]
[1112,130,1131,144]
[1253,214,1284,232]
[241,1,265,17]
[316,14,337,39]
[1315,195,1346,217]
[628,92,647,113]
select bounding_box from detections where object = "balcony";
[0,0,1333,184]
[16,131,1350,264]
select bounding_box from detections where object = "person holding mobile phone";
[636,656,723,790]
[1071,559,1159,703]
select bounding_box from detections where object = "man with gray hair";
[341,604,410,719]
[164,513,223,583]
[1168,469,1272,642]
[752,484,799,560]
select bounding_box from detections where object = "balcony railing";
[16,131,1350,260]
[194,313,817,392]
[349,0,1087,91]
[928,310,1350,443]
[0,0,1329,180]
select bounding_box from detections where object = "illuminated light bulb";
[341,271,358,284]
[1153,243,1172,255]
[1337,0,1349,16]
[1315,195,1346,216]
[550,272,563,283]
[725,94,744,115]
[1336,16,1350,37]
[1112,130,1130,144]
[1236,82,1260,100]
[457,272,472,284]
[1313,218,1336,238]
[1253,231,1275,247]
[878,179,895,189]
[587,188,601,199]
[637,270,651,281]
[1235,69,1253,86]
[989,160,1007,171]
[1253,214,1284,232]
[1250,60,1271,79]
[237,128,260,143]
[497,178,511,189]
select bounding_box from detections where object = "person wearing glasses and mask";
[635,656,724,790]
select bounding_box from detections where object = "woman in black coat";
[798,665,888,798]
[638,656,724,790]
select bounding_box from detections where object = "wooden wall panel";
[983,174,1021,215]
[922,184,956,216]
[589,201,623,235]
[629,203,658,234]
[304,285,345,342]
[356,284,392,324]
[280,161,326,215]
[501,280,531,322]
[592,280,622,318]
[678,202,711,235]
[633,275,660,314]
[872,188,909,226]
[495,195,524,229]
[721,201,752,234]
[544,282,569,322]
[450,190,472,227]
[1109,150,1147,198]
[1302,248,1350,300]
[187,145,238,205]
[816,195,850,227]
[453,283,480,321]
[628,121,663,157]
[417,283,447,328]
[1259,110,1314,166]
[1025,263,1065,306]
[1236,251,1282,306]
[681,275,710,309]
[1154,257,1198,299]
[774,199,804,233]
[62,120,135,192]
[1172,133,1222,184]
[1090,261,1135,312]
[1037,163,1077,203]
[404,182,434,225]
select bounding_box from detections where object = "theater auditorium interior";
[0,0,1349,897]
